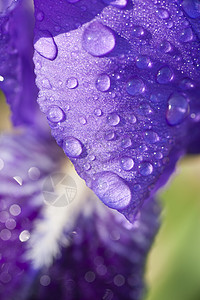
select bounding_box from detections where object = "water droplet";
[157,8,170,19]
[0,229,11,241]
[120,157,134,171]
[5,218,16,230]
[179,78,195,90]
[180,27,194,42]
[84,163,91,171]
[79,116,87,125]
[36,11,44,21]
[144,131,159,143]
[0,76,4,82]
[0,158,4,171]
[138,161,153,176]
[107,112,120,126]
[66,77,78,89]
[28,167,40,180]
[63,137,83,158]
[85,271,96,283]
[182,0,200,19]
[114,274,125,287]
[82,21,115,57]
[47,105,65,123]
[166,93,189,126]
[42,78,51,89]
[104,130,116,141]
[95,74,111,92]
[154,151,163,159]
[136,56,152,69]
[102,0,127,8]
[34,31,58,60]
[121,137,132,148]
[128,114,137,124]
[94,108,102,117]
[159,40,172,53]
[92,172,131,209]
[19,230,30,242]
[156,66,174,84]
[126,78,145,96]
[132,26,146,38]
[40,275,51,286]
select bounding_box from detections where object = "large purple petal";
[0,0,39,126]
[33,0,200,220]
[0,129,61,300]
[28,197,160,300]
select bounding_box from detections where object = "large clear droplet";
[107,113,120,126]
[95,74,111,92]
[82,21,115,57]
[34,31,58,60]
[126,78,145,96]
[120,157,134,171]
[166,93,189,126]
[47,105,65,123]
[138,161,153,176]
[63,137,83,158]
[92,172,131,209]
[156,66,174,84]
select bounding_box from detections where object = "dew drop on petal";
[63,137,83,158]
[138,162,153,176]
[94,108,102,117]
[104,130,116,141]
[47,105,66,123]
[107,113,120,126]
[92,172,131,209]
[157,8,170,19]
[28,167,41,180]
[156,66,174,84]
[102,0,127,8]
[95,74,111,92]
[166,93,189,126]
[126,78,145,96]
[34,31,58,60]
[182,0,200,19]
[19,230,30,242]
[9,204,21,216]
[180,27,194,42]
[144,131,159,143]
[120,157,134,171]
[136,56,152,69]
[66,77,78,89]
[82,21,115,57]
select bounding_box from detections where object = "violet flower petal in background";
[0,129,61,300]
[33,0,200,221]
[0,0,39,127]
[28,197,160,300]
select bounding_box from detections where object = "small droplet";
[82,21,115,57]
[66,77,78,89]
[128,114,137,124]
[5,218,16,230]
[9,204,21,216]
[92,172,131,209]
[95,74,111,92]
[36,11,44,21]
[85,271,96,283]
[114,274,125,287]
[138,161,153,176]
[40,275,51,286]
[157,8,170,19]
[159,40,172,53]
[120,157,134,171]
[79,116,87,125]
[19,230,30,242]
[179,78,195,90]
[144,131,159,143]
[107,113,120,126]
[136,56,152,69]
[104,130,116,141]
[34,31,58,60]
[126,78,145,96]
[42,78,51,89]
[182,0,200,19]
[102,0,127,8]
[132,26,146,38]
[0,76,4,82]
[154,152,163,159]
[180,27,194,43]
[47,105,65,123]
[28,167,40,180]
[94,108,102,117]
[0,229,11,241]
[121,137,132,148]
[63,137,83,158]
[166,93,189,126]
[156,66,174,84]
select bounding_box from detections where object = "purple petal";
[28,197,160,300]
[0,129,61,300]
[33,0,200,220]
[0,0,39,126]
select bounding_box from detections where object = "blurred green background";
[1,91,200,300]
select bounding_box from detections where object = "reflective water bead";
[36,11,44,21]
[138,161,153,176]
[94,108,102,117]
[157,8,170,19]
[126,78,145,96]
[107,113,120,126]
[144,131,159,143]
[92,172,131,209]
[156,66,174,84]
[121,137,132,148]
[19,230,30,242]
[66,77,78,89]
[159,40,172,53]
[104,130,116,141]
[34,31,58,60]
[95,74,111,92]
[179,78,195,90]
[128,114,137,124]
[28,167,40,180]
[136,56,152,69]
[182,0,200,19]
[120,157,134,171]
[82,21,115,57]
[132,26,146,38]
[79,116,87,125]
[180,27,194,42]
[166,93,189,126]
[47,105,65,123]
[102,0,127,8]
[63,137,83,157]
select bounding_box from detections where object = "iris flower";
[0,0,199,299]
